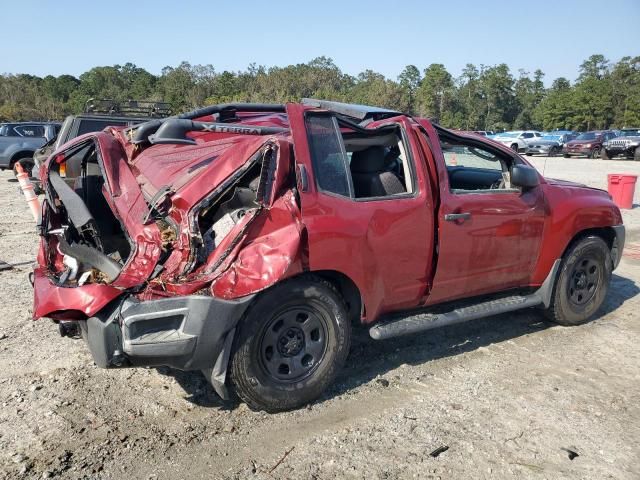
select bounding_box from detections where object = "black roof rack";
[127,100,402,146]
[84,98,172,118]
[129,103,286,145]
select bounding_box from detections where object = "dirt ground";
[0,156,639,480]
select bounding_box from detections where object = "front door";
[424,130,546,305]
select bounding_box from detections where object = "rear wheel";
[589,146,601,159]
[229,275,351,412]
[510,143,519,152]
[544,236,611,326]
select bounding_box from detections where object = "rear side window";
[305,115,352,197]
[77,119,128,136]
[14,125,45,137]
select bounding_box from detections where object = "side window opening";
[306,114,414,200]
[439,133,518,194]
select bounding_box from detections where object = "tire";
[589,146,601,159]
[510,143,519,152]
[563,153,570,158]
[229,275,351,412]
[635,147,640,161]
[601,149,611,160]
[544,236,612,326]
[548,146,559,157]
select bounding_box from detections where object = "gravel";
[0,157,639,479]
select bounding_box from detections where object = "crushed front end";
[33,106,304,397]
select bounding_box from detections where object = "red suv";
[563,130,617,158]
[33,100,625,412]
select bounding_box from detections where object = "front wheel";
[635,147,640,161]
[548,146,559,157]
[589,146,601,159]
[601,149,611,160]
[229,275,351,412]
[510,143,519,152]
[544,236,611,326]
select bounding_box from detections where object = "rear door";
[286,104,435,321]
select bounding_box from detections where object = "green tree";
[417,64,454,122]
[398,65,421,114]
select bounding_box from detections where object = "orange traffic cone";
[15,162,40,221]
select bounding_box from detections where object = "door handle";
[444,212,472,222]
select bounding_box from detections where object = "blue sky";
[2,0,639,84]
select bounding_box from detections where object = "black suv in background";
[33,99,171,183]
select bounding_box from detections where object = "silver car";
[526,133,576,156]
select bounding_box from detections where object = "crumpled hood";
[129,135,269,200]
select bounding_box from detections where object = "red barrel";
[607,174,638,210]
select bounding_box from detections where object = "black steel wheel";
[229,275,351,412]
[258,305,328,383]
[544,236,611,326]
[567,257,600,306]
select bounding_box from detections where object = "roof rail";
[129,103,286,145]
[147,119,288,145]
[84,98,172,118]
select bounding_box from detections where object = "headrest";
[350,146,386,173]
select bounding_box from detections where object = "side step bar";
[369,260,560,340]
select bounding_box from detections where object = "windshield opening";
[576,132,598,141]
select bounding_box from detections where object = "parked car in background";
[33,99,171,186]
[602,128,640,160]
[526,132,577,156]
[0,122,60,175]
[563,131,617,158]
[472,130,495,136]
[492,131,543,152]
[32,100,624,412]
